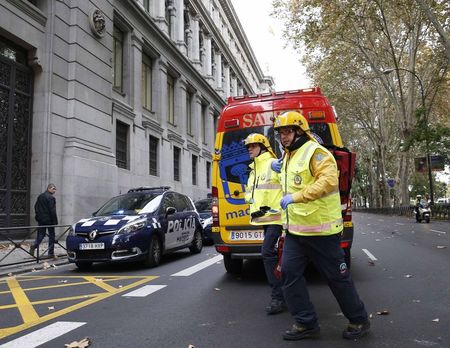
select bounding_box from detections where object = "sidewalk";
[0,239,69,278]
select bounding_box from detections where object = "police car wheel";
[189,229,203,254]
[75,261,93,270]
[144,235,162,268]
[223,254,243,274]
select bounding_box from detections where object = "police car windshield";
[95,192,161,216]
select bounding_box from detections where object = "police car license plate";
[230,230,264,241]
[80,243,105,250]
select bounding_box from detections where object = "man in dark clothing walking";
[30,184,58,258]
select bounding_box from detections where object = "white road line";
[395,223,404,225]
[122,285,167,297]
[0,321,86,348]
[430,229,447,235]
[362,249,378,261]
[171,255,222,276]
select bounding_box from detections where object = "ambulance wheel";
[223,254,243,274]
[189,229,203,254]
[144,235,162,268]
[344,249,351,269]
[75,261,92,270]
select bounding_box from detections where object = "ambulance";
[211,88,356,273]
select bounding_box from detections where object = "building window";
[144,0,151,12]
[201,104,207,144]
[165,0,172,37]
[186,91,193,135]
[142,54,152,110]
[206,161,211,188]
[113,26,124,92]
[167,74,175,124]
[149,135,158,176]
[173,146,180,181]
[192,155,198,185]
[116,121,128,169]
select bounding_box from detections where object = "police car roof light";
[127,186,171,193]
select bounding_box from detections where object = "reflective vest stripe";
[257,183,282,190]
[284,218,343,233]
[253,214,282,223]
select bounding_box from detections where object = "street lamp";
[382,67,434,205]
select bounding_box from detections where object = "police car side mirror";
[166,207,177,215]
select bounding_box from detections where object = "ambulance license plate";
[230,230,264,241]
[80,243,105,250]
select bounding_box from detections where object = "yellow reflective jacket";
[280,141,343,236]
[245,151,282,225]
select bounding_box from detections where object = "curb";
[0,257,70,279]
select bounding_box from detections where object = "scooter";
[415,203,431,223]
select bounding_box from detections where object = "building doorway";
[0,37,33,227]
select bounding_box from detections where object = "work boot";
[265,299,286,315]
[29,245,35,256]
[342,321,371,339]
[283,323,320,340]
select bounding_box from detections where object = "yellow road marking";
[6,277,39,323]
[84,276,117,292]
[0,275,158,339]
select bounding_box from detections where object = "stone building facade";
[0,0,273,227]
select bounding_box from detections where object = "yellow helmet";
[243,133,276,157]
[273,111,310,133]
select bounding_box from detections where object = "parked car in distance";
[66,187,203,270]
[195,198,213,245]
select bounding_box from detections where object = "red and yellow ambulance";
[212,88,356,273]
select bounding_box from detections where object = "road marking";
[0,321,86,348]
[395,223,404,225]
[0,276,158,339]
[6,277,39,323]
[430,229,446,235]
[122,285,167,297]
[362,249,378,261]
[171,255,222,276]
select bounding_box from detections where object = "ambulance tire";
[144,235,162,268]
[189,229,203,254]
[75,261,92,270]
[344,248,351,269]
[223,254,243,274]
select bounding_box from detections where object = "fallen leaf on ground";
[214,288,220,291]
[432,318,439,322]
[412,299,421,303]
[369,313,373,319]
[64,337,91,348]
[48,306,54,310]
[43,262,50,269]
[377,310,390,315]
[368,260,375,266]
[59,280,68,283]
[404,274,413,278]
[188,345,196,348]
[95,278,103,282]
[436,246,446,249]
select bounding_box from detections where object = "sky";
[230,0,311,91]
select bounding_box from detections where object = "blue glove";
[280,194,294,210]
[271,158,282,173]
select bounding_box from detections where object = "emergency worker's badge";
[294,175,302,185]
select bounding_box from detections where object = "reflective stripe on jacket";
[281,141,343,236]
[245,151,282,226]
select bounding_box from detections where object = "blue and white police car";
[66,187,203,269]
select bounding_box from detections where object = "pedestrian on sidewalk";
[30,183,58,259]
[243,133,286,315]
[272,111,370,340]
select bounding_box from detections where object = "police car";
[66,187,203,269]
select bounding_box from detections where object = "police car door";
[160,193,179,250]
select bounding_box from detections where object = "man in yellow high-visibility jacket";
[271,111,370,340]
[244,133,285,315]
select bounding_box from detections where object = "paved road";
[0,212,448,347]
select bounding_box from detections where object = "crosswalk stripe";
[171,255,222,276]
[0,321,86,348]
[122,285,167,297]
